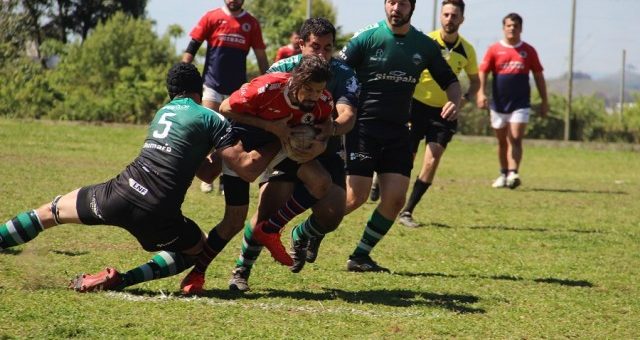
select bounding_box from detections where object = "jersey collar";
[435,29,461,49]
[499,40,524,49]
[222,7,247,18]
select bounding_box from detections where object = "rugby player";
[340,0,462,272]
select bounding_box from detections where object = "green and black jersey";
[339,20,457,133]
[113,97,229,213]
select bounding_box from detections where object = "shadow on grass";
[52,250,89,257]
[524,187,628,195]
[417,221,604,234]
[121,287,265,300]
[0,248,22,255]
[121,287,485,313]
[262,288,485,314]
[395,271,594,288]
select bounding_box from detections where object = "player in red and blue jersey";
[477,12,548,189]
[183,0,268,108]
[183,0,270,193]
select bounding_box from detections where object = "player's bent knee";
[182,236,206,257]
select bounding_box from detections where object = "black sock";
[402,179,431,214]
[500,169,508,176]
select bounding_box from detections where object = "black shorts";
[409,99,457,152]
[76,180,202,252]
[345,123,413,178]
[269,151,346,189]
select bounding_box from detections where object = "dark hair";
[166,63,203,100]
[442,0,465,15]
[383,0,416,13]
[503,12,523,26]
[299,17,336,43]
[289,54,331,93]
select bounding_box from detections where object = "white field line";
[106,291,436,318]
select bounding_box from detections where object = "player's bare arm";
[218,98,293,140]
[220,141,281,182]
[476,71,489,109]
[533,71,549,117]
[465,73,480,104]
[254,48,270,74]
[441,81,462,121]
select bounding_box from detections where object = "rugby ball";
[289,125,317,150]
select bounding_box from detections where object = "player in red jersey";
[477,12,548,189]
[182,0,270,193]
[274,30,302,62]
[180,55,333,294]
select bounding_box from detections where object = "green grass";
[1,118,639,338]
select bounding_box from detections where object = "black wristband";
[185,39,203,55]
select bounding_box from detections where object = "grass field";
[1,118,639,338]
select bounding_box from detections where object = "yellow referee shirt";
[413,30,478,108]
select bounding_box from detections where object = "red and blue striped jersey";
[479,40,543,113]
[190,8,266,95]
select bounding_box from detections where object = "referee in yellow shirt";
[399,0,479,227]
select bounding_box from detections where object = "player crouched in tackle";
[179,54,334,293]
[0,63,234,292]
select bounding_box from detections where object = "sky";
[147,0,639,79]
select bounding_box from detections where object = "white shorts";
[203,85,229,103]
[490,108,530,129]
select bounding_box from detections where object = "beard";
[298,101,316,113]
[387,12,412,27]
[226,1,243,12]
[442,23,459,34]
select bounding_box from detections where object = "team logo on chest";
[300,113,315,125]
[519,50,528,58]
[413,53,423,65]
[241,23,251,32]
[370,49,387,62]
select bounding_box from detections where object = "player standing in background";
[182,0,270,193]
[339,0,461,272]
[227,18,360,291]
[477,12,548,189]
[274,30,302,62]
[398,0,479,228]
[0,64,231,292]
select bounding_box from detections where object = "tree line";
[0,0,638,142]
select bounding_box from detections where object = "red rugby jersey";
[479,40,543,113]
[228,73,334,126]
[189,8,266,94]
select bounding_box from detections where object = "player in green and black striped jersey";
[339,0,462,272]
[0,63,246,292]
